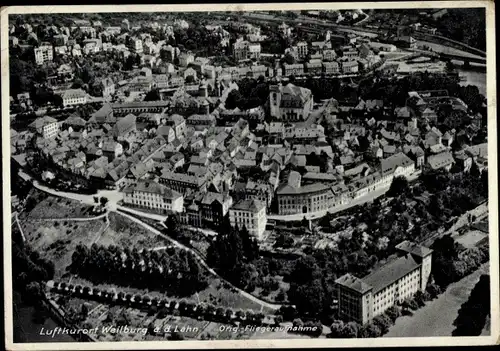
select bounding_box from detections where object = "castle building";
[268,83,314,121]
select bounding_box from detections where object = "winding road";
[20,173,282,311]
[116,210,282,311]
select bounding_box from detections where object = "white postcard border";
[2,1,498,349]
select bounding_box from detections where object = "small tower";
[325,30,331,42]
[201,99,210,115]
[215,77,222,97]
[408,116,418,129]
[199,80,208,98]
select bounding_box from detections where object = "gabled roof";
[231,199,265,213]
[381,152,414,175]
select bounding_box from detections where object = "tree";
[359,322,382,338]
[469,162,480,178]
[372,314,392,335]
[329,320,344,338]
[100,197,108,206]
[340,321,359,338]
[165,214,179,238]
[283,52,295,65]
[387,176,410,197]
[144,89,161,101]
[385,306,401,322]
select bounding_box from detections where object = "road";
[18,175,282,311]
[269,171,421,221]
[384,262,490,337]
[116,210,282,311]
[416,40,484,60]
[18,169,284,310]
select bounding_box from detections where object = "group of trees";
[225,77,269,111]
[436,8,486,51]
[431,234,489,289]
[51,281,271,327]
[327,306,400,338]
[70,243,208,297]
[452,274,490,336]
[355,72,486,115]
[12,237,55,306]
[206,217,260,290]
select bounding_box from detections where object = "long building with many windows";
[335,241,433,324]
[123,179,183,214]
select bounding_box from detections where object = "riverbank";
[13,291,76,343]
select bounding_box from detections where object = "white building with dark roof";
[269,83,314,121]
[123,180,183,214]
[229,199,267,239]
[29,116,59,139]
[336,241,432,324]
[62,89,87,107]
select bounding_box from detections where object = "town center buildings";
[229,199,267,240]
[335,241,433,324]
[123,179,184,213]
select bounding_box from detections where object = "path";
[115,210,282,311]
[14,212,27,242]
[91,213,110,245]
[384,262,490,337]
[32,213,108,222]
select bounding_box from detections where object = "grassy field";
[95,212,167,248]
[21,219,106,279]
[22,192,97,220]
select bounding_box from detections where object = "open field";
[22,191,97,220]
[95,212,167,248]
[21,219,106,279]
[454,230,488,249]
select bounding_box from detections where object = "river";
[13,292,76,343]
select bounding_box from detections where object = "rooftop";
[231,199,265,213]
[363,253,421,294]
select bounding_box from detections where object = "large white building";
[229,199,267,240]
[335,241,433,324]
[34,44,53,65]
[28,116,60,139]
[62,89,87,107]
[269,83,314,121]
[233,40,261,61]
[123,180,183,214]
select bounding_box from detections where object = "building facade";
[229,199,267,240]
[62,89,87,107]
[28,116,60,139]
[123,180,183,214]
[335,241,433,324]
[34,44,54,65]
[269,83,314,121]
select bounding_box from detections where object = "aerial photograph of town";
[5,4,494,346]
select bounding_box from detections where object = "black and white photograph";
[2,2,498,349]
